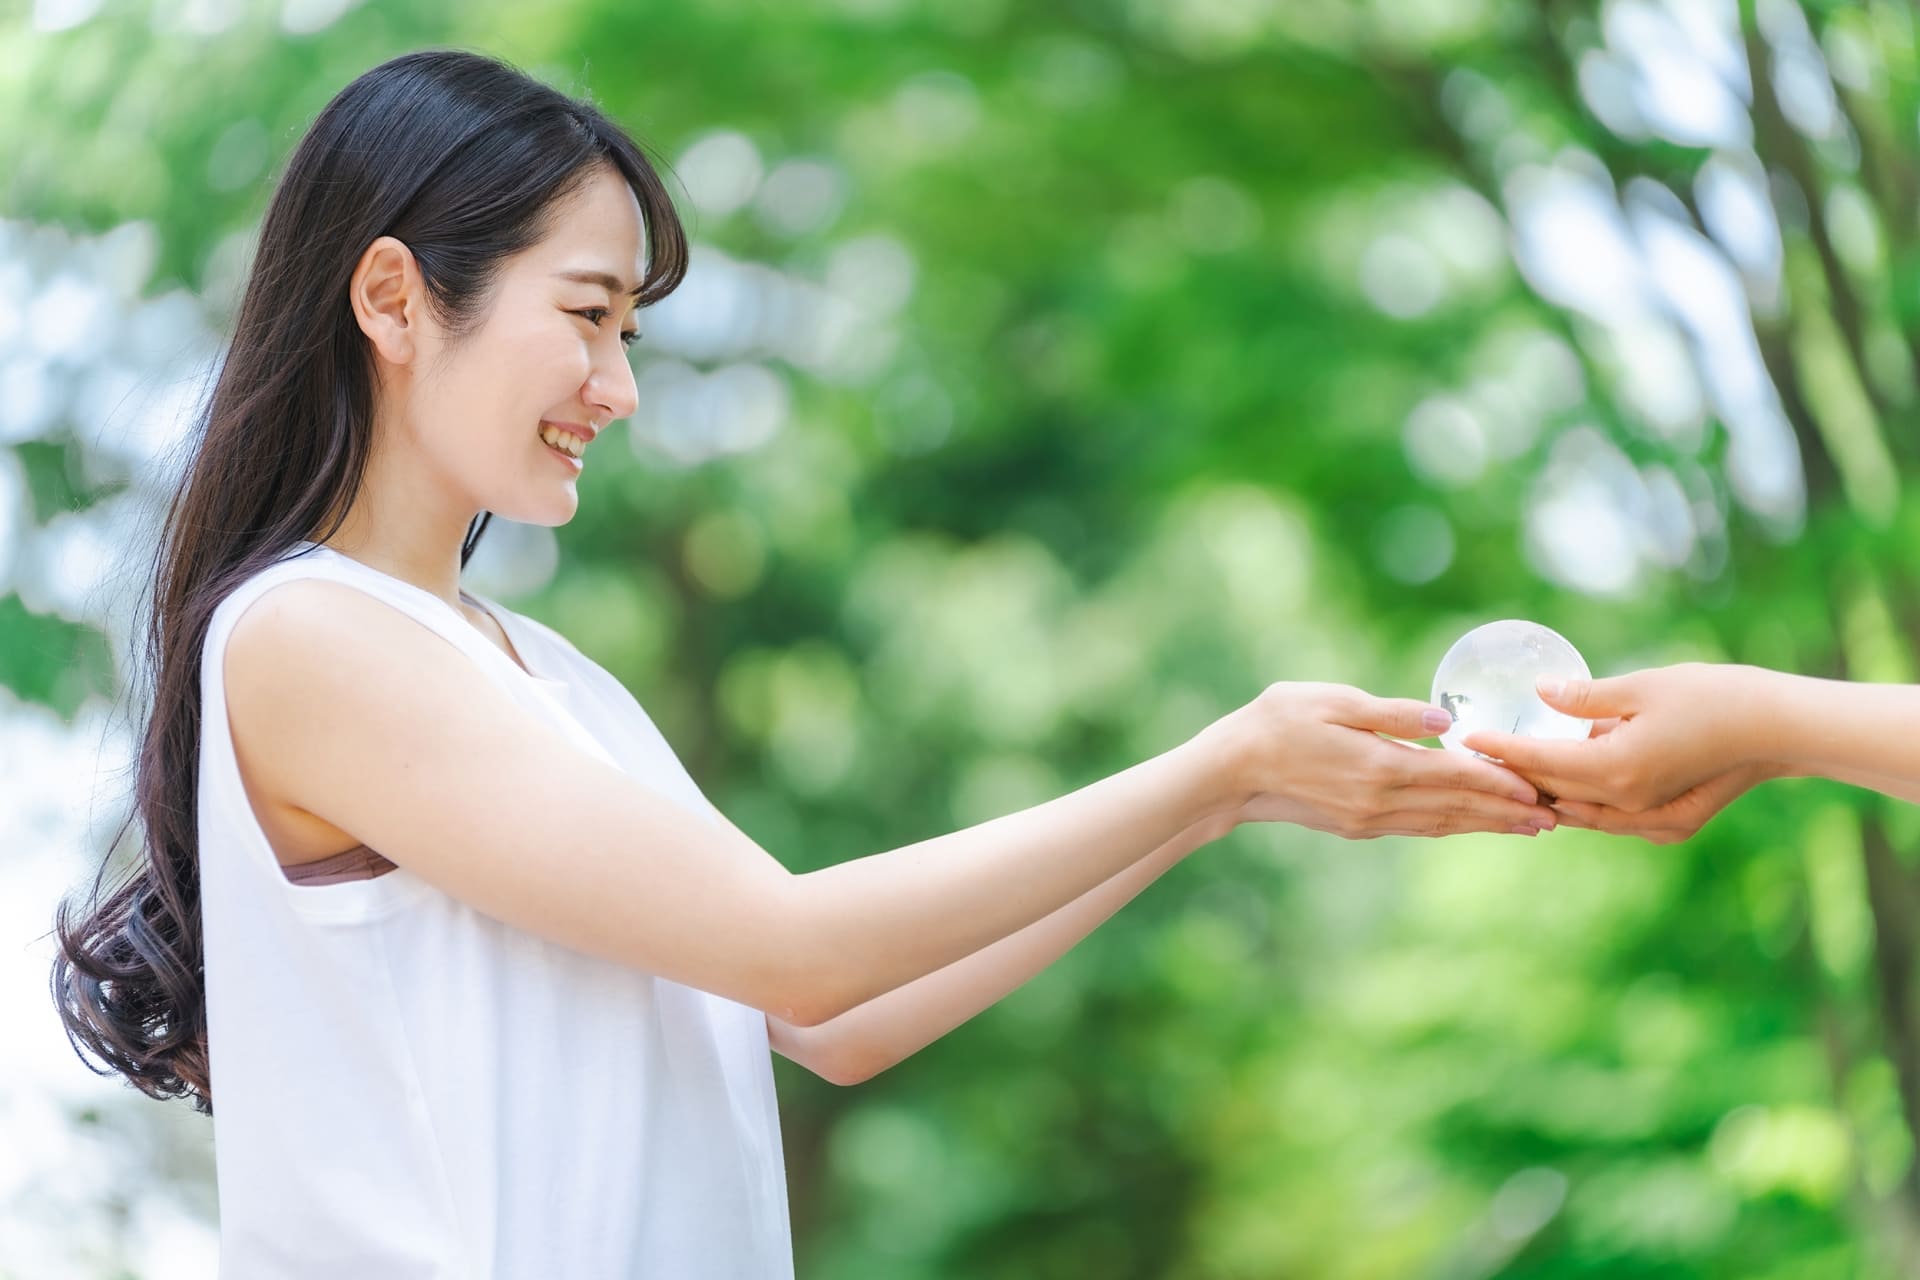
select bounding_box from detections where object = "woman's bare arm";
[765,812,1227,1084]
[230,580,1551,1027]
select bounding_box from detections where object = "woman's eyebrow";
[554,268,644,298]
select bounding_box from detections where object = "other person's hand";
[1461,663,1781,844]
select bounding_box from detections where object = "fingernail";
[1422,708,1453,733]
[1509,825,1540,837]
[1532,816,1556,831]
[1537,676,1564,699]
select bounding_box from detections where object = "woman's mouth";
[538,422,587,471]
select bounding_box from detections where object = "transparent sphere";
[1430,619,1592,754]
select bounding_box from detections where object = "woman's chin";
[494,491,579,528]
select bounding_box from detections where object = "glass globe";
[1430,619,1592,754]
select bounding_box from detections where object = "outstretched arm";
[766,686,1559,1084]
[766,811,1228,1085]
[237,580,1550,1032]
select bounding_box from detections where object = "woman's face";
[401,163,646,528]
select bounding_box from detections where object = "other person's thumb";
[1536,673,1629,719]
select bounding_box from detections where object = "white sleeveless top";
[196,540,793,1278]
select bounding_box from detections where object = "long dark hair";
[49,48,687,1116]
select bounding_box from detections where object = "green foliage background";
[5,0,1920,1275]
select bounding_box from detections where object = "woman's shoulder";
[209,543,350,618]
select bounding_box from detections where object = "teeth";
[538,424,586,459]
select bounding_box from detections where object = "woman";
[50,49,1556,1278]
[1463,665,1914,842]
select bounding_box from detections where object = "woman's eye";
[573,309,642,348]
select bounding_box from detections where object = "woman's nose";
[590,339,639,424]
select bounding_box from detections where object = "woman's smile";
[537,421,589,471]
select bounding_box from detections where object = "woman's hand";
[1215,682,1559,839]
[1459,663,1784,843]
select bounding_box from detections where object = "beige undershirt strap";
[282,844,399,886]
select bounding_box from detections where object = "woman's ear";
[348,235,423,365]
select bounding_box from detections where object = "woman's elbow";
[770,1014,890,1086]
[771,993,842,1029]
[762,956,860,1028]
[757,967,858,1030]
[756,909,867,1028]
[815,1042,890,1087]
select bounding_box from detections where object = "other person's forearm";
[1755,671,1920,803]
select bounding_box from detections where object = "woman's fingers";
[1547,799,1608,827]
[1387,740,1544,805]
[1340,693,1455,741]
[1384,785,1557,832]
[1366,800,1552,838]
[1454,730,1618,804]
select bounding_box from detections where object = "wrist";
[1185,702,1263,832]
[1742,668,1823,779]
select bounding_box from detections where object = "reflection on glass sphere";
[1431,619,1592,755]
